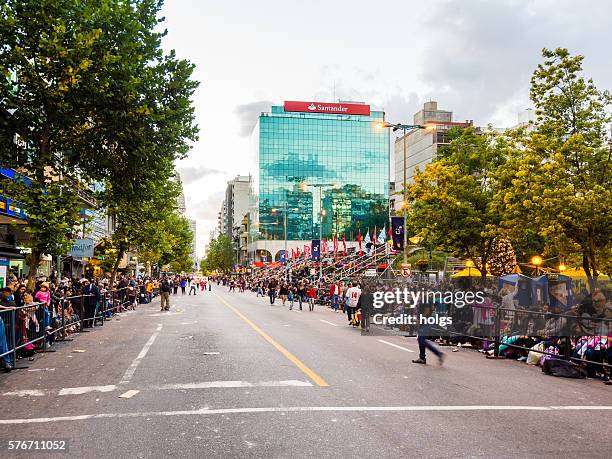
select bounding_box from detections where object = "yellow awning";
[561,267,610,280]
[451,267,492,278]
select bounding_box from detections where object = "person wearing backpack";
[159,276,171,311]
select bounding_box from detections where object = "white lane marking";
[180,321,198,325]
[155,380,313,390]
[58,385,116,396]
[2,380,314,398]
[118,390,140,399]
[28,368,55,372]
[202,352,220,355]
[72,349,86,353]
[1,405,611,424]
[119,323,162,385]
[319,320,338,327]
[378,339,415,353]
[2,389,46,397]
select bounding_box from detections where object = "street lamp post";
[531,255,543,276]
[301,182,336,283]
[271,202,290,264]
[377,121,428,264]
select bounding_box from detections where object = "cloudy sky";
[160,0,612,257]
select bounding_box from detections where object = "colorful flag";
[358,229,363,256]
[391,216,404,251]
[364,230,372,256]
[321,239,327,255]
[333,234,338,255]
[312,239,320,261]
[342,235,347,255]
[377,226,386,245]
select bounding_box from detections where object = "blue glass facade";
[253,104,389,242]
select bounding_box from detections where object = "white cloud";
[160,0,612,256]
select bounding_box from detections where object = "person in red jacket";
[307,284,317,311]
[329,281,340,312]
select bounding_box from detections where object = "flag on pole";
[312,239,320,261]
[342,235,347,255]
[321,239,327,255]
[391,216,404,251]
[304,244,310,258]
[296,247,301,258]
[377,226,386,245]
[333,234,338,255]
[364,230,372,256]
[358,229,363,256]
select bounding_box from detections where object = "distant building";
[174,173,187,216]
[188,218,197,263]
[220,175,251,238]
[393,101,472,212]
[248,100,389,262]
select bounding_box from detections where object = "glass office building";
[250,101,389,259]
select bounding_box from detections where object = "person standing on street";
[329,281,340,312]
[307,284,317,311]
[180,277,187,295]
[412,303,444,365]
[160,276,171,311]
[268,277,278,305]
[189,280,197,295]
[345,282,362,325]
[279,281,289,306]
[296,281,306,311]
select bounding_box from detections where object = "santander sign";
[284,101,371,116]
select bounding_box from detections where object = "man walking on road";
[412,304,444,365]
[160,276,171,311]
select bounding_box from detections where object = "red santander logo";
[284,101,371,116]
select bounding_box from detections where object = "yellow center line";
[213,292,329,387]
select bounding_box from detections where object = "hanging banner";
[391,216,404,251]
[69,239,94,258]
[311,239,321,261]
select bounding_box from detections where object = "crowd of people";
[0,272,164,372]
[157,275,211,311]
[215,262,611,382]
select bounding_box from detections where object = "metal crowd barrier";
[1,286,160,371]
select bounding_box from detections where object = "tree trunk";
[26,248,42,290]
[110,247,125,288]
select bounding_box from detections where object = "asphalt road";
[1,286,611,458]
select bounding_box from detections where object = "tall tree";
[0,0,118,287]
[405,127,509,280]
[495,48,611,287]
[0,1,197,287]
[204,234,235,274]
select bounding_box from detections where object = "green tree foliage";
[405,127,509,280]
[0,1,198,286]
[0,0,116,286]
[203,234,235,273]
[495,48,611,286]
